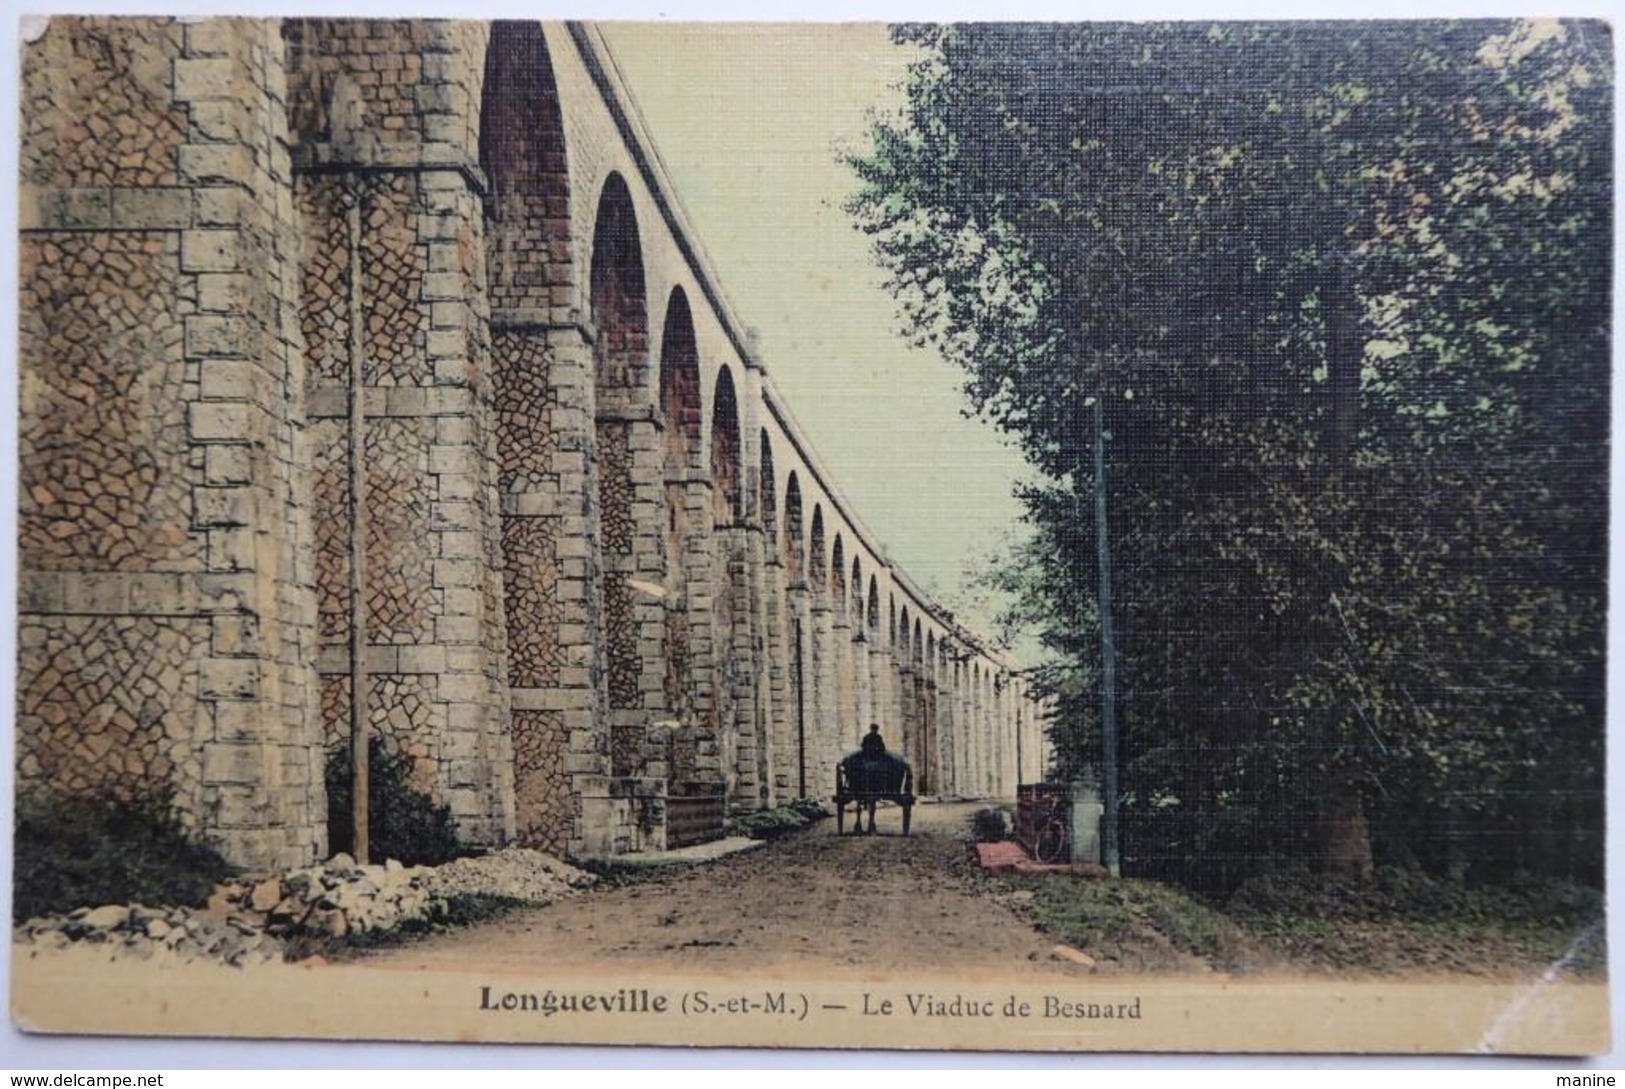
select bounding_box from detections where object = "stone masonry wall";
[19,17,1050,872]
[285,17,513,846]
[19,16,325,869]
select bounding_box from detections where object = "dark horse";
[834,747,915,835]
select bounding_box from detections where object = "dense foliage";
[14,793,236,922]
[850,21,1609,892]
[732,798,831,840]
[326,739,466,867]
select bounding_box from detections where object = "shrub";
[733,809,800,840]
[13,793,235,923]
[789,797,831,822]
[325,739,465,866]
[972,806,1009,842]
[732,800,829,840]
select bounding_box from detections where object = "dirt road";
[354,802,1095,981]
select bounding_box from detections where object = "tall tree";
[850,20,1609,888]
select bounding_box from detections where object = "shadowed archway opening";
[590,173,651,777]
[591,173,648,395]
[479,20,573,853]
[851,557,864,622]
[809,506,826,600]
[922,629,938,794]
[831,535,846,621]
[710,364,745,796]
[660,288,702,474]
[898,605,914,786]
[760,431,777,550]
[784,471,807,796]
[711,366,742,526]
[784,473,805,583]
[659,287,702,721]
[482,22,571,314]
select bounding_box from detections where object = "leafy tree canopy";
[850,20,1610,890]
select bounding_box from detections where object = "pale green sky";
[601,23,1038,655]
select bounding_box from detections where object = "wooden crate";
[666,786,725,849]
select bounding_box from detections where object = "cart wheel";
[1035,819,1069,864]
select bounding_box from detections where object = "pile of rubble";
[420,848,596,904]
[214,853,438,942]
[14,903,282,967]
[13,847,596,969]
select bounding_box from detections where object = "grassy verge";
[999,872,1263,972]
[995,866,1605,978]
[1224,866,1607,977]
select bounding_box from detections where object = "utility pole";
[347,176,369,865]
[1093,390,1121,878]
[794,618,807,798]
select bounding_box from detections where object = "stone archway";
[850,555,868,748]
[709,365,750,803]
[480,20,576,853]
[589,172,658,782]
[659,287,702,725]
[783,472,809,796]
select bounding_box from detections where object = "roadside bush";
[733,800,829,840]
[325,739,465,866]
[13,793,235,923]
[972,807,1009,842]
[788,798,831,822]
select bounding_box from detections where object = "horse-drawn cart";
[834,748,915,835]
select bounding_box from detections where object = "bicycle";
[1033,816,1070,864]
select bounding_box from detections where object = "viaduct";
[17,17,1048,870]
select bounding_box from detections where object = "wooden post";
[794,617,806,799]
[1093,393,1120,878]
[347,177,369,864]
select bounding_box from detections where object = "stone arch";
[783,472,804,582]
[481,22,571,313]
[914,619,924,667]
[660,287,702,474]
[850,556,864,619]
[590,171,651,726]
[658,286,701,723]
[710,365,742,525]
[590,172,648,395]
[707,362,747,801]
[921,628,938,793]
[760,429,780,546]
[480,21,574,852]
[973,661,984,791]
[808,505,826,595]
[897,608,914,784]
[830,534,846,617]
[867,576,880,632]
[759,430,777,548]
